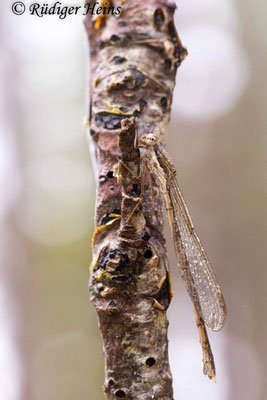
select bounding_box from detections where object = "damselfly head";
[140,133,157,147]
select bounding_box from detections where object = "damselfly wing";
[137,135,227,331]
[154,144,227,331]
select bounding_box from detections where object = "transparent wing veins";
[167,176,227,331]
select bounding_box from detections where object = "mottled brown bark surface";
[84,1,187,398]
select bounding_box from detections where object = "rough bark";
[84,1,187,398]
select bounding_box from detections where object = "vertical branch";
[84,1,187,398]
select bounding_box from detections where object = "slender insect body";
[136,134,227,332]
[141,149,167,196]
[115,128,226,378]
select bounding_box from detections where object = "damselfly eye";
[140,134,156,146]
[140,135,148,145]
[146,133,157,144]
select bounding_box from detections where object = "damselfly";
[119,130,227,377]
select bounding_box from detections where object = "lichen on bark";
[84,1,187,398]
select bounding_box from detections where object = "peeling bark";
[84,1,187,398]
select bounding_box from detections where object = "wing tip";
[207,312,227,331]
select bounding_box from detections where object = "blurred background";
[0,0,266,399]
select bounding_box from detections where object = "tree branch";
[84,1,187,398]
